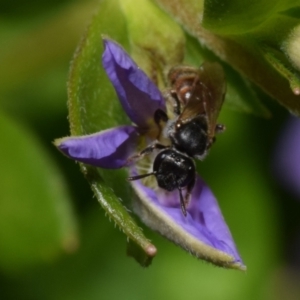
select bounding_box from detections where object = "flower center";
[134,103,175,190]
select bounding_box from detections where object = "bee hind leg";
[154,109,168,138]
[178,188,187,217]
[125,141,167,166]
[178,176,196,217]
[185,176,195,208]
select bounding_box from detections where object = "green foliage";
[1,0,300,299]
[203,0,281,35]
[120,0,185,88]
[0,111,77,274]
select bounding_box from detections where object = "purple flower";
[274,116,300,197]
[55,38,245,270]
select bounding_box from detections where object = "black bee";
[128,62,226,216]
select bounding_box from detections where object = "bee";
[128,62,226,216]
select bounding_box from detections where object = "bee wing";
[179,62,226,137]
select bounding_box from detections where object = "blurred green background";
[1,0,300,299]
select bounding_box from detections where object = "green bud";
[120,0,185,88]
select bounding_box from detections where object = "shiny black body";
[168,115,208,158]
[153,149,195,192]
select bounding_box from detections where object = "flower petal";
[130,172,245,270]
[274,116,300,197]
[55,126,139,169]
[102,38,166,128]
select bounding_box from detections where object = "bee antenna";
[127,172,155,181]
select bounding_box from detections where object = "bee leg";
[206,124,226,149]
[215,124,226,133]
[178,188,187,217]
[125,142,167,166]
[154,109,168,138]
[170,90,182,115]
[206,137,216,150]
[184,176,196,209]
[154,109,168,123]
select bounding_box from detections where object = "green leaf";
[120,0,185,88]
[0,111,77,273]
[126,239,154,267]
[281,6,300,19]
[284,23,300,83]
[261,44,300,94]
[202,0,300,35]
[203,0,281,35]
[67,0,156,265]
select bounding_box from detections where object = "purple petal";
[55,126,139,169]
[274,116,300,197]
[130,171,245,270]
[102,38,166,129]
